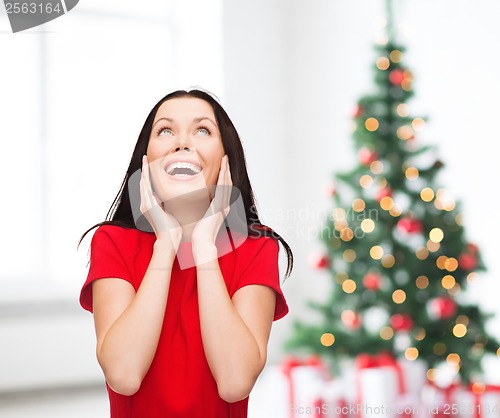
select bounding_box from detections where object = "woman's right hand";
[140,155,182,254]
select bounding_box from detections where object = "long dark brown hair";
[79,89,293,278]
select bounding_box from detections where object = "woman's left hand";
[192,155,232,264]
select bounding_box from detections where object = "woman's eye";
[197,128,210,136]
[159,128,173,136]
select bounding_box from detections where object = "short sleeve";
[79,226,133,313]
[235,237,289,321]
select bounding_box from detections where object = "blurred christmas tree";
[286,1,499,384]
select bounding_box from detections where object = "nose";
[173,134,193,153]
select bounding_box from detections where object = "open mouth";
[165,161,202,178]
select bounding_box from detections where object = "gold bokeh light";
[365,117,380,131]
[370,245,384,260]
[342,279,357,293]
[429,228,444,243]
[320,333,335,346]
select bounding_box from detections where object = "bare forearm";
[196,254,264,400]
[98,241,175,391]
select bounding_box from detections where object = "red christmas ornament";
[309,253,330,269]
[458,253,478,271]
[397,217,423,234]
[427,297,457,320]
[389,69,405,85]
[466,243,479,254]
[377,187,393,202]
[341,310,362,330]
[363,272,382,291]
[353,104,364,118]
[358,147,379,166]
[325,184,337,197]
[390,313,413,332]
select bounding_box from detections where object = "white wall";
[222,0,500,366]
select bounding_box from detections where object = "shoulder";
[234,232,279,258]
[89,224,154,254]
[92,224,151,242]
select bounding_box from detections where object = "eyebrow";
[152,116,217,128]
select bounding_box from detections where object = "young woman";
[79,89,293,418]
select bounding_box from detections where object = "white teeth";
[166,162,201,175]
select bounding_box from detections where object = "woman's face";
[146,97,225,203]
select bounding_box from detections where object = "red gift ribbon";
[470,383,500,418]
[426,380,461,418]
[355,352,406,418]
[281,355,325,418]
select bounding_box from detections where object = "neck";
[164,189,212,242]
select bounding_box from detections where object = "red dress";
[80,225,288,418]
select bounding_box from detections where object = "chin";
[158,182,211,206]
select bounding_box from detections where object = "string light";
[352,198,366,212]
[421,187,435,202]
[361,219,375,233]
[320,333,335,346]
[429,228,444,243]
[342,279,357,293]
[380,196,394,210]
[453,324,467,338]
[365,117,380,131]
[412,118,426,131]
[376,57,391,70]
[441,275,456,290]
[415,275,429,289]
[467,272,479,283]
[389,206,402,217]
[396,103,409,117]
[370,245,384,260]
[401,70,413,91]
[343,249,357,262]
[414,328,426,341]
[405,166,419,180]
[472,383,486,395]
[389,50,403,63]
[405,347,419,361]
[392,289,406,304]
[447,353,461,365]
[448,283,461,296]
[370,160,384,174]
[380,327,394,340]
[445,257,458,271]
[360,175,374,188]
[436,255,448,269]
[340,228,354,242]
[397,125,413,140]
[335,272,349,284]
[427,240,441,252]
[416,248,429,260]
[381,254,396,268]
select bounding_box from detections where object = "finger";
[226,155,233,186]
[142,155,157,208]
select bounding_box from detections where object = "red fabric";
[79,225,288,418]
